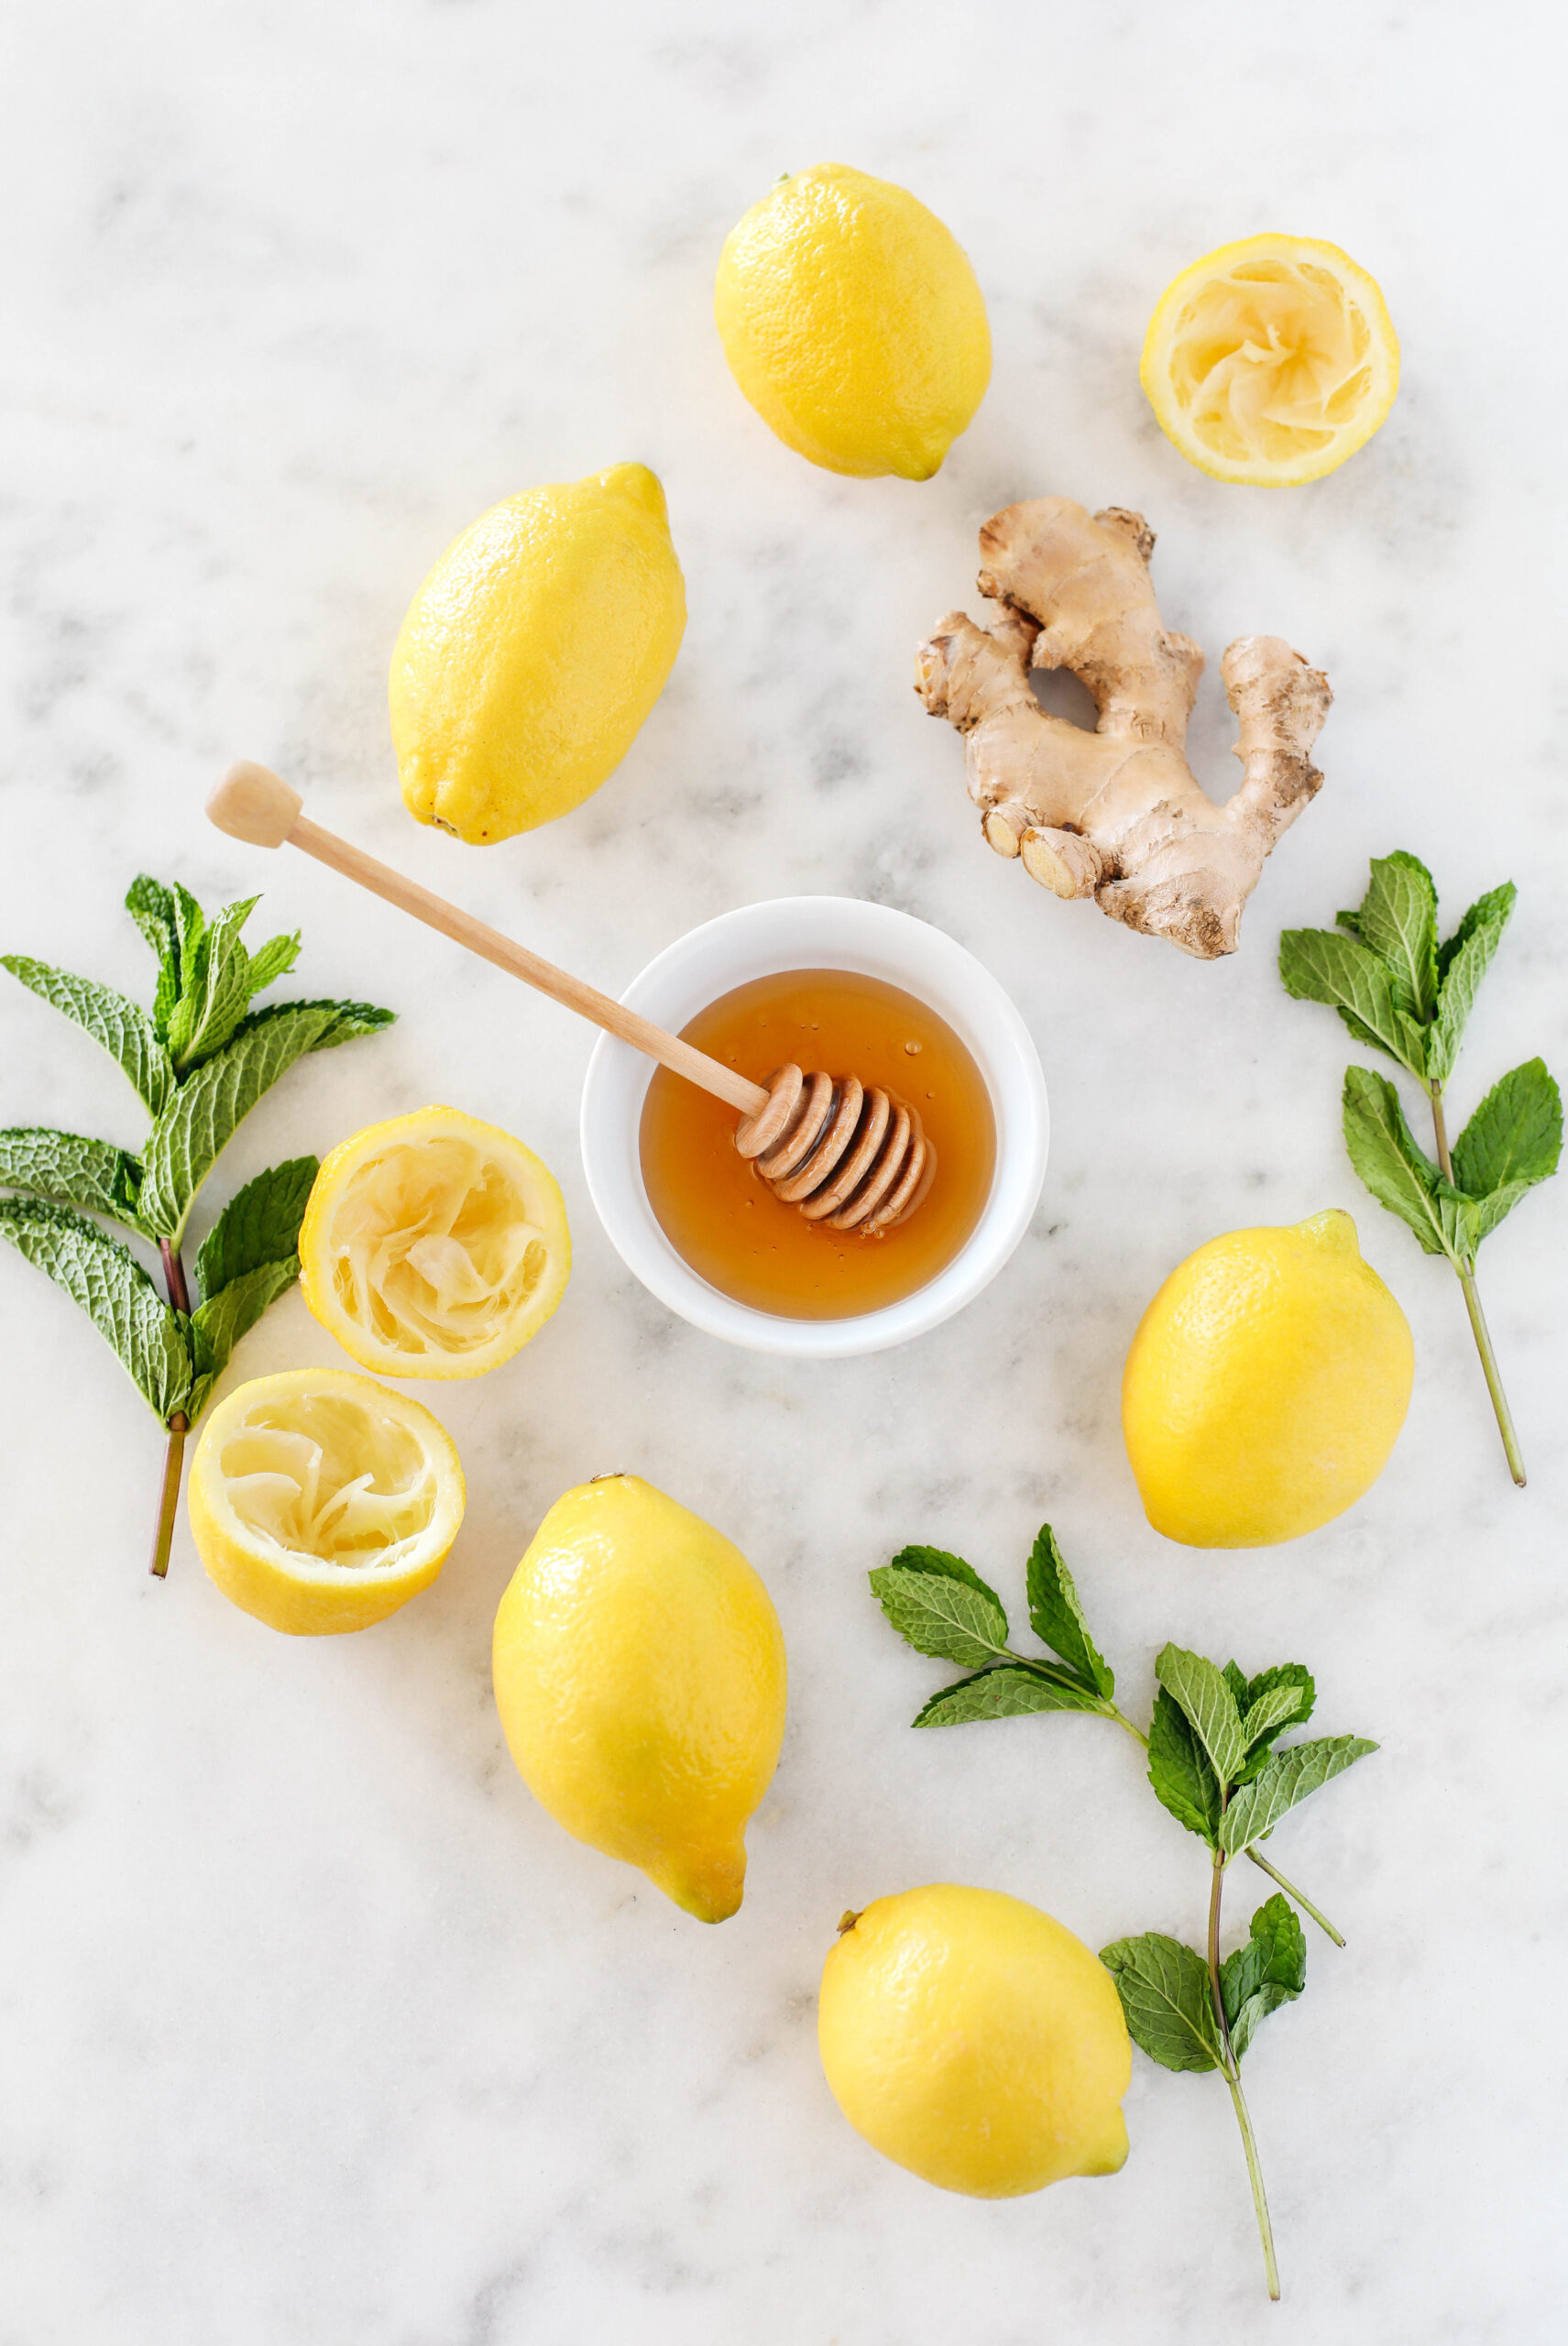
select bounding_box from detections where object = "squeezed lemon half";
[299,1107,570,1378]
[1141,234,1398,486]
[188,1368,465,1633]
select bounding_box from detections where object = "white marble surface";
[4,5,1566,2340]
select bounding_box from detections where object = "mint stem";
[159,1237,191,1316]
[1107,1704,1151,1749]
[1210,1821,1280,2299]
[149,1239,192,1580]
[1224,2066,1280,2305]
[1429,1082,1527,1487]
[148,1413,187,1581]
[1240,1848,1344,1947]
[1108,1706,1343,1946]
[1205,1849,1233,2061]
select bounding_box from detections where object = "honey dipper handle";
[206,762,769,1117]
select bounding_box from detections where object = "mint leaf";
[194,1157,318,1299]
[1147,1687,1222,1845]
[244,930,302,996]
[125,876,182,1040]
[1218,1736,1378,1857]
[1221,1896,1306,2059]
[186,1255,301,1418]
[1099,1934,1222,2075]
[1355,853,1439,1023]
[1457,1177,1551,1249]
[1278,928,1428,1077]
[1241,1663,1315,1734]
[137,999,389,1242]
[1155,1644,1245,1788]
[870,1559,1010,1669]
[1429,901,1513,1085]
[912,1664,1106,1727]
[0,1126,148,1231]
[160,898,303,1069]
[1024,1524,1113,1696]
[229,997,396,1051]
[2,955,174,1118]
[166,895,261,1071]
[1436,882,1516,986]
[125,874,180,965]
[1239,1682,1310,1749]
[1449,1059,1562,1247]
[884,1543,1008,1604]
[137,1002,342,1240]
[171,883,207,975]
[1233,1664,1316,1782]
[0,1198,192,1420]
[1342,1066,1465,1260]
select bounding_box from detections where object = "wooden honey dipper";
[206,764,934,1235]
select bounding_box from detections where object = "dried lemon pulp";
[299,1107,570,1377]
[188,1368,465,1633]
[1141,234,1398,485]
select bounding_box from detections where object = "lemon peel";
[1142,234,1398,486]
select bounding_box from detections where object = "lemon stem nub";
[1429,1082,1527,1486]
[148,1240,192,1582]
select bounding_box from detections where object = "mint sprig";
[871,1522,1377,2301]
[1280,852,1561,1485]
[1,875,394,1577]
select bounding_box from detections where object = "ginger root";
[916,498,1332,959]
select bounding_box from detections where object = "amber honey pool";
[639,968,997,1320]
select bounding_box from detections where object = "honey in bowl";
[640,969,996,1320]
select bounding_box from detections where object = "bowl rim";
[579,895,1048,1357]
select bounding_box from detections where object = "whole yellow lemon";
[491,1475,786,1922]
[715,162,991,479]
[818,1884,1131,2196]
[389,463,685,844]
[1122,1209,1413,1548]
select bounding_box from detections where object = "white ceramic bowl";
[579,897,1048,1357]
